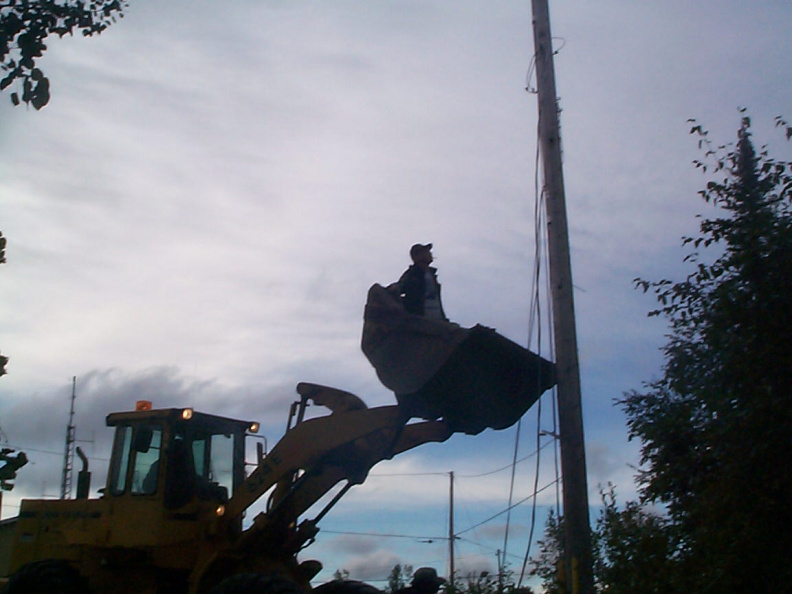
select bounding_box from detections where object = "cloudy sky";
[1,0,791,588]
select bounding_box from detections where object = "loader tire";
[312,579,381,594]
[210,573,304,594]
[2,559,91,594]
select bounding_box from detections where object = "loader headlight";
[216,504,226,517]
[248,422,260,434]
[181,408,194,420]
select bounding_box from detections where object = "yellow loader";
[0,331,554,594]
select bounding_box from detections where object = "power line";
[455,440,554,479]
[370,471,447,477]
[3,444,62,457]
[322,529,447,542]
[368,439,555,481]
[456,536,529,564]
[455,478,559,537]
[3,444,107,463]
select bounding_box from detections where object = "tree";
[456,571,499,594]
[623,115,792,592]
[383,564,532,594]
[332,569,350,581]
[386,564,413,594]
[1,0,127,109]
[530,488,675,594]
[593,486,675,594]
[528,510,564,594]
[452,569,532,594]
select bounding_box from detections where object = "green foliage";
[1,0,127,109]
[333,569,350,581]
[385,564,412,594]
[451,570,532,594]
[384,565,532,594]
[459,571,498,594]
[528,510,564,594]
[531,488,675,594]
[623,115,792,592]
[593,486,675,594]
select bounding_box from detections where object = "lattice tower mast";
[60,376,77,499]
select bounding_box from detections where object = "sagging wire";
[500,58,565,584]
[525,37,566,94]
[455,439,555,479]
[455,478,560,537]
[518,60,564,586]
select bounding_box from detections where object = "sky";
[1,0,791,589]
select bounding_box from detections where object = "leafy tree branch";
[1,0,127,109]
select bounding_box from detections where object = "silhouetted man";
[396,568,447,594]
[395,243,448,321]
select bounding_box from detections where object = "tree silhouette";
[1,0,127,109]
[624,114,792,592]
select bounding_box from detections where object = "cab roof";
[106,407,257,434]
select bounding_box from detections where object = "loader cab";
[106,403,258,510]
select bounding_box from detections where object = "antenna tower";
[60,376,77,499]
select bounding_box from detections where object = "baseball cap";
[413,567,446,586]
[410,243,433,258]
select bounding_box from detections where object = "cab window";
[192,433,234,494]
[132,426,162,495]
[108,423,163,496]
[109,426,133,495]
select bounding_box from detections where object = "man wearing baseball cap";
[395,243,448,322]
[396,567,447,594]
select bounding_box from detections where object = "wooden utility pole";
[530,1,595,593]
[448,471,455,583]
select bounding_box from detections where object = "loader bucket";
[362,284,556,434]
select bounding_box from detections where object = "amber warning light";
[136,400,152,411]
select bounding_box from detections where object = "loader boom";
[227,404,403,520]
[221,384,453,560]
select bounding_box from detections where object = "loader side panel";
[0,517,18,578]
[7,499,107,573]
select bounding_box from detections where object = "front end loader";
[1,336,554,594]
